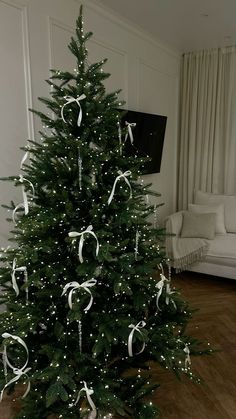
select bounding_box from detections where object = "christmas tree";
[0,6,210,419]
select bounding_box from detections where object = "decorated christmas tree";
[0,6,210,419]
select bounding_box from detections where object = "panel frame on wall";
[48,15,128,105]
[0,0,34,141]
[0,0,34,244]
[88,36,128,104]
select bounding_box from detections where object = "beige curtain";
[178,46,236,209]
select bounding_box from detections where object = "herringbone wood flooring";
[0,272,235,418]
[151,271,236,419]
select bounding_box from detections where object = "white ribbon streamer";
[19,175,35,215]
[135,230,141,261]
[108,170,132,205]
[165,281,176,309]
[74,381,97,417]
[0,333,31,402]
[153,204,158,228]
[62,279,97,311]
[68,226,99,263]
[125,122,136,145]
[78,147,82,190]
[155,274,166,310]
[61,94,86,126]
[20,151,29,169]
[118,122,122,155]
[145,194,150,205]
[155,273,175,310]
[184,344,191,368]
[12,176,35,223]
[78,320,82,354]
[11,259,28,300]
[88,411,97,419]
[12,203,25,224]
[158,263,164,275]
[2,346,7,380]
[91,173,96,186]
[128,321,146,357]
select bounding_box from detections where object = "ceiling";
[95,0,236,53]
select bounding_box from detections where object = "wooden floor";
[151,271,236,419]
[1,271,236,418]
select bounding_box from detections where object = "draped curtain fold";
[178,46,236,210]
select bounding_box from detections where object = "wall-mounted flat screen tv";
[120,110,167,175]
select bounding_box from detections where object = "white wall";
[0,0,180,245]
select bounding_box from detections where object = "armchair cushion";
[188,203,226,234]
[194,190,236,233]
[181,211,216,240]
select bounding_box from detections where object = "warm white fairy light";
[0,12,200,419]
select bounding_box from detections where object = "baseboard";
[188,261,236,280]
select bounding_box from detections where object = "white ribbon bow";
[11,258,28,300]
[128,321,146,357]
[20,150,29,169]
[12,175,35,223]
[125,121,136,145]
[62,279,97,311]
[0,333,31,402]
[184,344,191,369]
[155,274,175,310]
[61,94,86,126]
[68,226,99,263]
[74,381,97,417]
[108,170,132,205]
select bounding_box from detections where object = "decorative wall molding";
[47,16,128,104]
[89,37,128,104]
[48,16,74,69]
[136,58,178,109]
[0,0,34,141]
[21,5,34,141]
[0,0,29,10]
[82,0,180,59]
[139,57,179,78]
[0,0,179,231]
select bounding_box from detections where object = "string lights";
[0,5,211,419]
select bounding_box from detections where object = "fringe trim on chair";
[171,243,209,273]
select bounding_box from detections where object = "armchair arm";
[164,211,209,271]
[164,211,184,262]
[165,211,184,237]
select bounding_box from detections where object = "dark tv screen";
[120,110,167,174]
